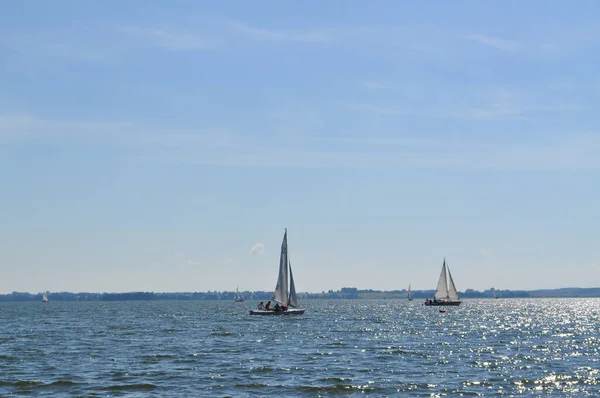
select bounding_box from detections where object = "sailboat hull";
[424,300,461,306]
[249,309,305,316]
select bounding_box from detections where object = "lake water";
[1,298,599,396]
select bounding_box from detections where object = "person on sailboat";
[273,303,280,311]
[257,302,264,310]
[280,305,287,311]
[265,301,271,310]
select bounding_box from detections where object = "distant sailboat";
[408,284,413,301]
[250,229,305,316]
[424,258,461,306]
[42,291,49,303]
[234,287,245,302]
[492,288,499,299]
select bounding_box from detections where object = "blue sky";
[1,1,599,294]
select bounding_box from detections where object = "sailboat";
[234,287,245,302]
[408,284,413,301]
[424,258,461,306]
[42,291,49,303]
[250,229,305,316]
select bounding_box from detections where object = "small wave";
[47,380,81,387]
[14,380,44,387]
[234,382,269,388]
[248,366,275,373]
[321,377,353,383]
[101,383,158,391]
[296,383,380,393]
[211,331,234,336]
[5,379,80,390]
[141,354,176,363]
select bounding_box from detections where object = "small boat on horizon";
[424,258,461,306]
[250,229,305,316]
[42,291,49,303]
[408,284,413,301]
[234,287,245,302]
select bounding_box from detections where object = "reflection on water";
[1,298,599,396]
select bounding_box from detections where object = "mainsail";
[434,259,449,300]
[272,229,289,305]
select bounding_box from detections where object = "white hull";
[249,309,305,316]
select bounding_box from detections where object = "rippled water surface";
[2,299,600,396]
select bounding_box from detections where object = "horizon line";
[2,286,598,295]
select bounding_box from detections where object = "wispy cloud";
[224,21,453,57]
[0,114,227,148]
[3,113,600,171]
[360,81,398,90]
[463,34,519,52]
[228,22,331,43]
[250,243,265,255]
[118,26,214,51]
[0,31,118,62]
[0,24,213,62]
[173,252,202,266]
[351,84,586,121]
[349,103,422,116]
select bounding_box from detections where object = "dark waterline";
[1,299,599,396]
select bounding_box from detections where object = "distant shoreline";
[3,287,600,302]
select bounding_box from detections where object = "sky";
[1,1,599,294]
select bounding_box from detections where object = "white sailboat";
[250,229,305,316]
[424,258,461,306]
[408,284,413,301]
[234,287,245,302]
[42,291,49,303]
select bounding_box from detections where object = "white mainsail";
[272,229,289,305]
[288,261,298,308]
[434,259,449,300]
[408,284,412,300]
[447,265,460,301]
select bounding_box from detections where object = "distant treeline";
[2,287,600,302]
